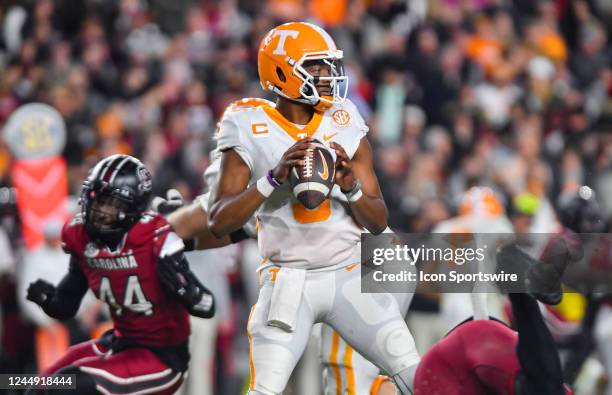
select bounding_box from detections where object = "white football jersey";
[215,98,369,269]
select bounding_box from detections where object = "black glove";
[27,279,56,307]
[151,189,184,215]
[157,253,215,318]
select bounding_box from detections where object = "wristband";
[343,179,363,203]
[348,188,363,203]
[257,176,275,197]
[267,170,282,187]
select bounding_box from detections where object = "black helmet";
[557,186,606,233]
[81,155,153,241]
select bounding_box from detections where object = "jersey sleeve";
[343,99,369,159]
[348,99,369,138]
[196,192,211,212]
[61,216,83,254]
[150,215,185,258]
[214,110,254,171]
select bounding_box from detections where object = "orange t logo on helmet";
[258,22,348,112]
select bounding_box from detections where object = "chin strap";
[314,96,333,112]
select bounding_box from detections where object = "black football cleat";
[496,243,564,305]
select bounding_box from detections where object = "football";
[289,140,336,210]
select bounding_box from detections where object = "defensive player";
[26,155,215,395]
[414,242,573,394]
[208,22,420,395]
[414,293,573,394]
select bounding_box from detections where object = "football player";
[160,119,403,394]
[26,155,215,395]
[414,293,573,394]
[414,243,573,394]
[207,22,420,395]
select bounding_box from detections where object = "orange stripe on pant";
[247,305,256,391]
[343,343,356,395]
[329,331,342,395]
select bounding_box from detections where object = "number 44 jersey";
[61,212,190,347]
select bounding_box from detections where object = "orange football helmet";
[258,22,348,112]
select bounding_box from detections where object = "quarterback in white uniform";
[164,99,400,395]
[208,22,420,395]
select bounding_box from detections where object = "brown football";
[289,140,336,210]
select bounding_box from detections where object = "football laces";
[303,148,314,178]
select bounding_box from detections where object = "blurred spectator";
[18,221,99,329]
[18,221,68,328]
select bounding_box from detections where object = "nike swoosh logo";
[323,132,337,141]
[318,150,329,180]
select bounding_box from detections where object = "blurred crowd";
[0,0,611,394]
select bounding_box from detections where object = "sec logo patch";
[332,110,351,127]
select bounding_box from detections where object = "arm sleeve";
[42,255,89,320]
[61,216,81,254]
[214,112,254,171]
[344,99,370,159]
[157,251,215,319]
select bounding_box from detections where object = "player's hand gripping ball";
[289,140,336,210]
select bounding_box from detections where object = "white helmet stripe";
[108,156,133,184]
[302,22,336,50]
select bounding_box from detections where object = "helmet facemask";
[81,181,139,245]
[273,50,348,111]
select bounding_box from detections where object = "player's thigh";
[74,347,183,395]
[43,338,109,375]
[320,324,382,395]
[326,266,419,376]
[247,273,315,395]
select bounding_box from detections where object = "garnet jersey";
[414,319,573,395]
[61,212,190,347]
[215,97,368,269]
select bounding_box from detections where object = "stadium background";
[0,0,611,394]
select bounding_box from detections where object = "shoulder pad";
[67,213,85,228]
[62,214,87,254]
[229,97,275,111]
[128,212,169,244]
[214,97,275,136]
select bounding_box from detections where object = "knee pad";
[375,322,419,374]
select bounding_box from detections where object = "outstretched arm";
[167,202,235,249]
[27,255,88,320]
[154,189,251,249]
